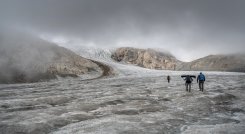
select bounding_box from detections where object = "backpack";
[199,74,205,81]
[186,76,191,83]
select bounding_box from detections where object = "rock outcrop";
[0,34,104,83]
[111,47,179,70]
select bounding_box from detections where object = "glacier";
[0,45,245,134]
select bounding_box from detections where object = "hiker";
[181,75,196,92]
[167,75,170,83]
[197,72,206,92]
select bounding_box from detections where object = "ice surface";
[1,46,245,134]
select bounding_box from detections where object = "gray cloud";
[1,0,245,61]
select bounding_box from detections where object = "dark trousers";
[185,83,191,92]
[199,81,204,91]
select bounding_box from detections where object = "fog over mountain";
[0,30,108,83]
[1,0,245,61]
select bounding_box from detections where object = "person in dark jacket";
[167,75,171,83]
[181,75,195,92]
[197,72,206,92]
[185,75,192,92]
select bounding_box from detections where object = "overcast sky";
[1,0,245,61]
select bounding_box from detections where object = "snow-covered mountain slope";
[68,46,114,62]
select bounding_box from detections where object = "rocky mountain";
[178,54,245,72]
[0,34,106,83]
[111,47,179,70]
[112,47,245,72]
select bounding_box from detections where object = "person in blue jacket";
[197,72,205,92]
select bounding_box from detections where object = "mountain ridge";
[111,47,245,72]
